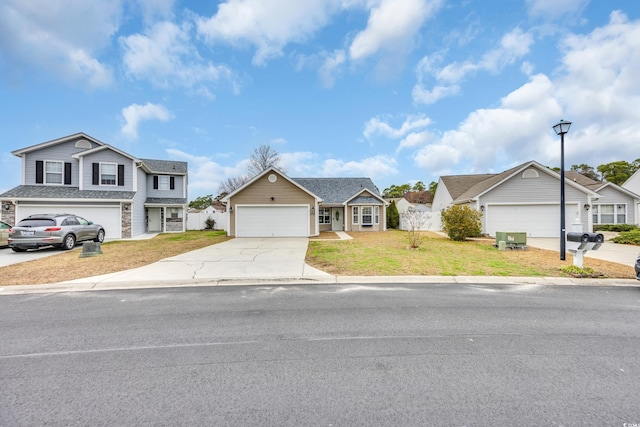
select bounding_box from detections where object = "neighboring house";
[0,133,188,239]
[623,169,640,223]
[566,170,640,228]
[397,191,433,231]
[222,167,387,237]
[431,160,640,238]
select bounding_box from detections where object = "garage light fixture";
[584,204,591,211]
[3,203,10,210]
[553,119,572,261]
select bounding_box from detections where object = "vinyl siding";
[81,151,134,191]
[132,167,148,236]
[593,186,636,225]
[228,171,316,236]
[23,140,89,186]
[479,168,591,228]
[146,174,186,198]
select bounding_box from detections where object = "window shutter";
[64,163,72,185]
[118,164,125,186]
[170,177,175,190]
[36,161,44,184]
[92,163,99,185]
[153,176,158,189]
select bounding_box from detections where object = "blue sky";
[1,0,639,199]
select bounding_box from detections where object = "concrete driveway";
[527,238,639,267]
[0,245,70,268]
[65,237,331,287]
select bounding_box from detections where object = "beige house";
[222,167,387,237]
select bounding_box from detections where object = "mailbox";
[566,232,589,251]
[566,232,605,268]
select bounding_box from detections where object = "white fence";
[186,211,228,232]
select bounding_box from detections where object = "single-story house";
[0,132,188,239]
[431,160,640,238]
[623,168,640,222]
[222,167,387,237]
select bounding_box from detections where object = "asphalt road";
[1,283,639,426]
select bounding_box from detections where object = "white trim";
[234,204,311,237]
[44,160,64,185]
[99,162,118,186]
[222,167,322,203]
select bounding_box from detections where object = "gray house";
[431,160,640,238]
[0,133,188,239]
[222,167,387,237]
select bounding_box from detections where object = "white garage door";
[486,204,578,238]
[16,205,122,239]
[236,205,309,237]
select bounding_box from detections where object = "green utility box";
[495,231,527,249]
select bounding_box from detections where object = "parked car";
[0,220,11,247]
[8,214,105,252]
[636,253,640,281]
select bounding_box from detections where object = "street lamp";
[553,119,572,261]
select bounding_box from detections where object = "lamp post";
[553,119,572,261]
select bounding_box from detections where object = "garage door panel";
[16,205,121,239]
[237,206,308,237]
[486,204,577,238]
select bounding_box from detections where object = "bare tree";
[248,144,284,176]
[218,175,250,195]
[401,206,431,249]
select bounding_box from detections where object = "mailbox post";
[566,232,604,268]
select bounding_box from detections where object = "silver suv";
[9,214,105,252]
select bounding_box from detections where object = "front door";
[148,208,162,232]
[331,208,344,231]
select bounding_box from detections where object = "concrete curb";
[1,275,638,295]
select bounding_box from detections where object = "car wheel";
[94,229,105,243]
[61,234,76,250]
[11,246,27,252]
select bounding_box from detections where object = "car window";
[16,219,56,227]
[76,217,89,225]
[63,217,80,226]
[0,222,10,229]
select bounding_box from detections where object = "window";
[374,206,379,224]
[362,207,373,225]
[168,208,181,218]
[45,161,63,184]
[319,207,331,224]
[352,207,359,224]
[100,163,117,185]
[593,204,626,224]
[159,176,170,191]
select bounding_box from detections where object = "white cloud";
[349,0,442,61]
[121,103,174,139]
[196,0,340,65]
[0,0,119,88]
[526,0,588,20]
[167,148,251,197]
[121,20,236,94]
[136,0,176,24]
[364,114,432,139]
[321,155,398,178]
[270,137,287,145]
[413,28,534,104]
[318,50,346,88]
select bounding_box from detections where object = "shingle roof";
[292,177,381,204]
[440,174,495,201]
[140,159,188,174]
[347,196,381,205]
[565,171,602,190]
[145,197,187,205]
[0,185,135,200]
[403,191,433,204]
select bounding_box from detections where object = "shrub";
[441,205,482,241]
[401,207,431,248]
[204,217,216,230]
[593,224,637,232]
[610,229,640,245]
[387,200,399,229]
[560,265,603,278]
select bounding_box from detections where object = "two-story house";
[0,133,188,239]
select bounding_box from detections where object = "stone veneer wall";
[166,217,183,232]
[1,201,15,226]
[121,203,132,238]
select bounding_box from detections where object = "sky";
[1,0,639,199]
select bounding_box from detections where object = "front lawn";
[306,230,635,279]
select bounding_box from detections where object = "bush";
[610,229,640,245]
[594,224,638,232]
[204,217,216,230]
[387,200,399,229]
[441,205,482,241]
[560,265,603,278]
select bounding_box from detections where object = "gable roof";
[565,171,640,200]
[403,191,433,204]
[442,161,600,204]
[140,158,188,175]
[222,167,322,202]
[11,132,106,156]
[291,177,383,205]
